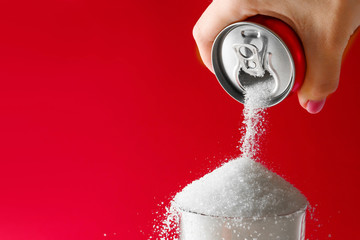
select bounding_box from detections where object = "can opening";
[239,71,275,91]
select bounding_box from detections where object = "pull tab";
[233,33,279,96]
[233,43,266,77]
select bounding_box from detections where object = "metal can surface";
[212,15,306,107]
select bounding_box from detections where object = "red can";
[212,15,306,107]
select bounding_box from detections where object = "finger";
[193,0,256,72]
[297,37,344,114]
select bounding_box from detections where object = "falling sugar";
[240,79,273,159]
[153,79,308,239]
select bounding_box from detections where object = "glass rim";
[173,201,308,221]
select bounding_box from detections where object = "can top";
[212,22,295,107]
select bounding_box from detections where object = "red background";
[0,0,358,239]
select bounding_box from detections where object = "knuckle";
[192,22,207,43]
[192,24,200,41]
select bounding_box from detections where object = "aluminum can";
[212,15,306,107]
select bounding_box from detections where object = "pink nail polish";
[306,99,326,114]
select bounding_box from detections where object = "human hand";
[193,0,360,113]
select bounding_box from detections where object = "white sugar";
[174,80,307,217]
[174,157,307,218]
[153,79,307,239]
[240,80,272,159]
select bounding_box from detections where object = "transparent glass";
[179,207,307,240]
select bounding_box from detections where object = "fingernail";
[306,99,326,114]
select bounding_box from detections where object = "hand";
[193,0,360,113]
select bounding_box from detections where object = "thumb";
[297,39,343,114]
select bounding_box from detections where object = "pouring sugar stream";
[151,16,308,240]
[152,80,308,240]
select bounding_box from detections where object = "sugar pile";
[174,80,307,218]
[174,157,307,218]
[152,80,307,239]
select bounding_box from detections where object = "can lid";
[212,22,295,107]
